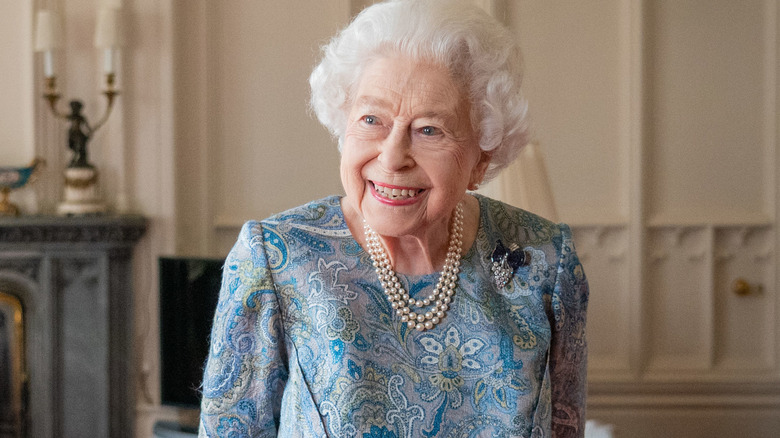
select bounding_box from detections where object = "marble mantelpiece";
[0,215,146,438]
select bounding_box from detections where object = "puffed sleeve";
[199,221,289,438]
[549,224,589,438]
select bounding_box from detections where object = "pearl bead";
[364,202,463,332]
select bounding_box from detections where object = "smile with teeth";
[372,182,423,200]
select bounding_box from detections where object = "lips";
[370,181,425,202]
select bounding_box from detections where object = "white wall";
[1,0,778,437]
[0,0,35,166]
[0,0,36,213]
[173,0,347,258]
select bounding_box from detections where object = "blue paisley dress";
[199,194,588,438]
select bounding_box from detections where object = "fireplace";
[0,292,24,438]
[0,215,145,438]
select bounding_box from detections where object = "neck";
[342,194,481,276]
[381,219,451,275]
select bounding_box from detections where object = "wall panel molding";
[572,225,632,376]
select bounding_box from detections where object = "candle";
[103,48,115,74]
[43,51,54,77]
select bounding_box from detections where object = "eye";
[420,126,441,136]
[362,115,377,125]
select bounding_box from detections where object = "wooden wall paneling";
[573,225,632,378]
[765,0,780,384]
[173,0,212,256]
[510,1,627,226]
[645,0,769,226]
[713,226,775,372]
[586,407,780,438]
[506,0,639,383]
[626,0,647,381]
[645,226,712,374]
[209,1,346,238]
[774,0,780,386]
[206,1,352,256]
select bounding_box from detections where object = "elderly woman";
[199,1,588,437]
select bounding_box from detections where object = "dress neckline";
[332,193,487,281]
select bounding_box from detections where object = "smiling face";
[340,55,489,241]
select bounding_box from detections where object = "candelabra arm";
[42,76,70,119]
[91,73,120,133]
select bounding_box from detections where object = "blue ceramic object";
[0,158,45,216]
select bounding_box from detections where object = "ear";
[468,151,492,190]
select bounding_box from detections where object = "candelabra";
[35,6,122,216]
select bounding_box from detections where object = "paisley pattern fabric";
[199,194,588,438]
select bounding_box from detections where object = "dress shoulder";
[236,196,353,275]
[262,195,345,229]
[475,193,564,251]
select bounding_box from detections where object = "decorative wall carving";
[0,258,39,282]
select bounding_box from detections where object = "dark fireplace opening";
[0,291,27,438]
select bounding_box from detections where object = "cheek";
[437,145,482,182]
[339,153,359,185]
[339,140,370,188]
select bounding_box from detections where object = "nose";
[377,126,415,172]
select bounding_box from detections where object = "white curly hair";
[309,0,530,182]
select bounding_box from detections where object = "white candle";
[43,51,54,77]
[103,48,115,74]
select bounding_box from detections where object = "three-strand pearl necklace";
[363,201,464,332]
